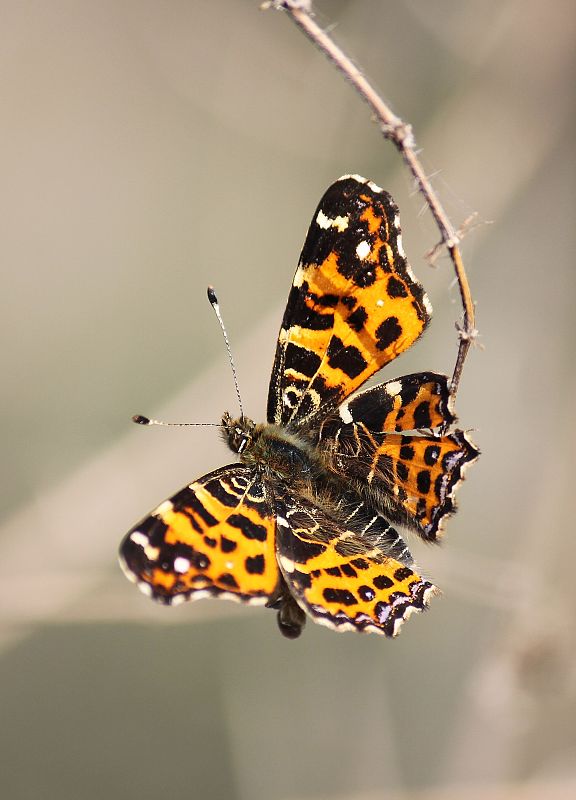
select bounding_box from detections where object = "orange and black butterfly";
[119,175,478,638]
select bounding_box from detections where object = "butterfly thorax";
[222,412,321,484]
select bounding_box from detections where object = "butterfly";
[119,175,478,638]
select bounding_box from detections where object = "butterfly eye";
[225,419,255,455]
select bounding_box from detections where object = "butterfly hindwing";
[339,430,477,540]
[379,430,478,539]
[120,465,280,605]
[335,372,455,433]
[274,491,437,637]
[318,372,479,540]
[267,175,432,430]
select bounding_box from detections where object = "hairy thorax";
[221,413,326,494]
[221,412,400,527]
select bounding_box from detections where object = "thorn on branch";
[455,318,480,346]
[426,213,481,265]
[427,237,458,266]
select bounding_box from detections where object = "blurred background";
[1,1,575,798]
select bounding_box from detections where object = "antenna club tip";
[207,286,217,305]
[132,414,151,425]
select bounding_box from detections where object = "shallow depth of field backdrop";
[1,2,575,799]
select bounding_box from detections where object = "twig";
[265,0,477,397]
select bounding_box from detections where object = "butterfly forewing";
[267,176,432,430]
[120,465,279,605]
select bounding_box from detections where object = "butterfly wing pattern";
[120,175,478,638]
[274,490,436,637]
[267,175,431,430]
[318,372,478,540]
[121,465,279,605]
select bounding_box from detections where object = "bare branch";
[266,0,477,396]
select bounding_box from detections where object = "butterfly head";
[221,412,256,455]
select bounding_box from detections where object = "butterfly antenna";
[132,415,219,428]
[207,286,244,418]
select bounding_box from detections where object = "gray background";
[1,1,575,798]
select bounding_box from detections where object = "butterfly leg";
[266,579,307,639]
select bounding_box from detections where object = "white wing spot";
[339,405,353,424]
[338,173,364,183]
[129,531,149,547]
[171,594,187,606]
[316,208,349,232]
[154,500,174,517]
[144,544,160,561]
[279,555,295,574]
[385,380,402,396]
[128,534,160,563]
[174,557,191,574]
[137,581,153,597]
[356,240,371,260]
[337,175,383,194]
[395,233,406,258]
[292,265,306,287]
[376,298,384,307]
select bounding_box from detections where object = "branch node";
[263,0,312,11]
[380,121,415,149]
[455,318,479,345]
[426,212,481,265]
